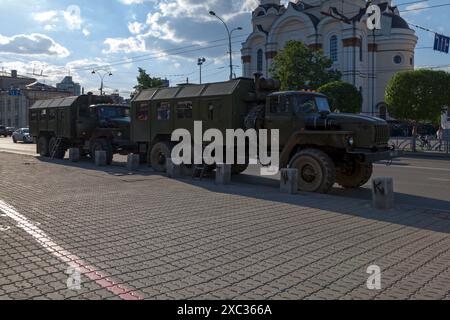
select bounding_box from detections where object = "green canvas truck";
[29,93,134,164]
[131,76,400,193]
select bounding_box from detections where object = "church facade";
[241,0,418,117]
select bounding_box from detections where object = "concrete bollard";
[215,164,231,185]
[127,154,140,171]
[69,148,80,163]
[280,168,299,194]
[372,177,394,210]
[95,150,107,167]
[166,158,182,178]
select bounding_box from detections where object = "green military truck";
[131,76,399,193]
[29,93,134,164]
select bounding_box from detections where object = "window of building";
[176,101,193,119]
[394,55,402,64]
[359,37,363,62]
[330,35,338,62]
[136,103,149,121]
[157,102,171,120]
[30,111,37,121]
[257,49,263,73]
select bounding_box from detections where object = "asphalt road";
[1,137,449,212]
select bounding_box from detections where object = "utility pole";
[92,69,112,96]
[197,58,206,84]
[209,11,242,80]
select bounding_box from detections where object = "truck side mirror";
[319,110,330,119]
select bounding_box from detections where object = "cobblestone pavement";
[0,152,449,300]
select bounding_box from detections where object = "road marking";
[375,164,450,172]
[429,178,450,182]
[0,200,143,300]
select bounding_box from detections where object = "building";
[0,70,71,128]
[241,0,418,117]
[56,76,81,96]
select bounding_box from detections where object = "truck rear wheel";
[336,162,373,189]
[49,137,66,159]
[90,139,113,165]
[38,136,50,157]
[289,149,335,194]
[150,142,172,172]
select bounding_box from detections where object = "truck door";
[265,94,294,147]
[200,99,223,132]
[174,100,194,134]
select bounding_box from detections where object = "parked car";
[0,125,7,137]
[6,127,15,136]
[12,128,33,143]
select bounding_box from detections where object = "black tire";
[336,162,373,189]
[13,137,17,143]
[38,136,50,157]
[289,149,335,194]
[149,142,173,172]
[49,137,66,159]
[22,137,27,143]
[90,139,113,165]
[232,163,249,175]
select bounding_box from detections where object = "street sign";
[434,34,450,54]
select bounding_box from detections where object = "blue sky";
[0,0,448,97]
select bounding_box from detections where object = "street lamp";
[92,69,112,96]
[209,10,242,80]
[197,57,206,84]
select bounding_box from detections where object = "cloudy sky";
[0,0,448,97]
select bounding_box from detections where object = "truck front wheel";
[38,136,50,157]
[289,149,335,194]
[149,142,172,172]
[336,162,373,189]
[90,139,113,165]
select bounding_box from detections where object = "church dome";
[384,13,411,29]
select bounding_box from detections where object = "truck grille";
[375,125,390,144]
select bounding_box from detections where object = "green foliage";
[318,81,362,113]
[269,40,341,91]
[135,68,164,90]
[385,69,450,123]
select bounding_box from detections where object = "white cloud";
[0,33,70,57]
[103,37,146,54]
[128,22,145,35]
[33,5,84,32]
[82,28,91,37]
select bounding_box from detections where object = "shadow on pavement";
[34,155,450,235]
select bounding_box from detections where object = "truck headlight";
[117,132,123,137]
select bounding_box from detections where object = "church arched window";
[257,49,264,73]
[330,35,338,62]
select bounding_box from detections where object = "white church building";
[241,0,418,117]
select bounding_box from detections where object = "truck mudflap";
[349,148,403,163]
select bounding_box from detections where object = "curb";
[400,152,450,160]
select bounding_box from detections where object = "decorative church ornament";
[366,4,382,31]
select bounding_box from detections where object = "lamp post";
[209,11,242,80]
[91,69,112,96]
[197,57,206,84]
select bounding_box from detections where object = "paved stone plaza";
[0,152,449,300]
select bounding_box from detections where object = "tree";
[134,68,164,90]
[385,69,450,125]
[269,40,341,91]
[318,81,362,113]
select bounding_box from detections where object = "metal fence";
[390,136,450,154]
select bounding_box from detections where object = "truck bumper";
[349,149,403,163]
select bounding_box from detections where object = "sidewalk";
[0,152,449,300]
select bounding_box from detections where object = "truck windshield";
[315,97,331,113]
[97,106,129,119]
[291,95,331,114]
